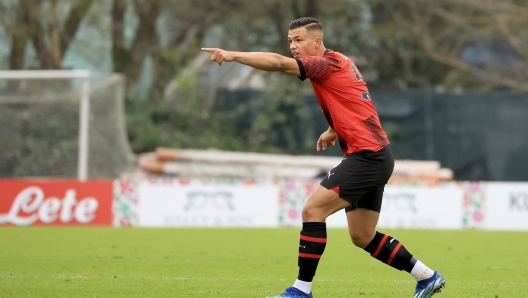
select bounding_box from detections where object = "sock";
[297,222,327,282]
[410,260,435,281]
[293,279,312,294]
[364,231,416,272]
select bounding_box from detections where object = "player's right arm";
[201,48,300,76]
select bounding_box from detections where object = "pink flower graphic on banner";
[472,211,483,222]
[288,208,299,220]
[120,180,134,194]
[469,182,480,192]
[162,179,174,185]
[285,180,296,191]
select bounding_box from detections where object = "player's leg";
[295,186,349,291]
[352,186,445,297]
[345,145,445,297]
[362,227,446,297]
[266,186,349,298]
[348,186,420,271]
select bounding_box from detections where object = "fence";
[213,89,528,181]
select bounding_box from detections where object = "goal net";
[0,70,135,180]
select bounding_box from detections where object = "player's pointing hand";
[201,48,234,65]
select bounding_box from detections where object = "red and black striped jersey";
[296,49,389,155]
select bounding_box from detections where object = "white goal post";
[0,70,135,181]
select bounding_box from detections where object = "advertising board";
[113,179,528,230]
[0,180,113,226]
[123,179,280,227]
[485,182,528,230]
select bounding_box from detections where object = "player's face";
[288,27,318,59]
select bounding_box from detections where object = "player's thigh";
[303,185,350,222]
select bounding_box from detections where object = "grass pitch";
[0,227,527,297]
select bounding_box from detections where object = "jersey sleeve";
[295,56,340,81]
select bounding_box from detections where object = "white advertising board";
[136,179,280,227]
[326,183,464,229]
[113,178,528,230]
[484,182,528,230]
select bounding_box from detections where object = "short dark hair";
[289,17,323,31]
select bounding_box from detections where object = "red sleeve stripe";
[300,235,327,243]
[371,235,388,258]
[387,243,402,266]
[299,253,322,259]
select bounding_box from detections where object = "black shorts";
[320,145,394,213]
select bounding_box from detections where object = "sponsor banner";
[113,178,528,230]
[125,179,280,227]
[0,179,113,226]
[484,182,528,230]
[326,183,464,229]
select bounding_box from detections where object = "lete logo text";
[0,180,113,226]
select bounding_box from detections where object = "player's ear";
[315,36,322,48]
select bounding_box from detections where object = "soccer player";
[202,17,446,298]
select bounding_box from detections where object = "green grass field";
[0,228,527,297]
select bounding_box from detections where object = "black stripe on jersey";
[364,116,390,147]
[295,58,307,81]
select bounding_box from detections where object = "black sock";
[297,222,327,282]
[364,231,416,272]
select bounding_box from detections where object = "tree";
[373,0,528,91]
[7,0,94,70]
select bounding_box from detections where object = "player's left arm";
[201,48,300,76]
[317,127,337,151]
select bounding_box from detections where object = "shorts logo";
[327,157,346,179]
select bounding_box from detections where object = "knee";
[349,231,375,249]
[302,204,323,222]
[301,205,314,222]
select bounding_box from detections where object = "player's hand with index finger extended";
[201,48,234,65]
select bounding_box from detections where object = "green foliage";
[126,76,318,155]
[125,98,246,153]
[245,80,315,154]
[1,227,527,297]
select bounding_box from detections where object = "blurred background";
[1,0,528,181]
